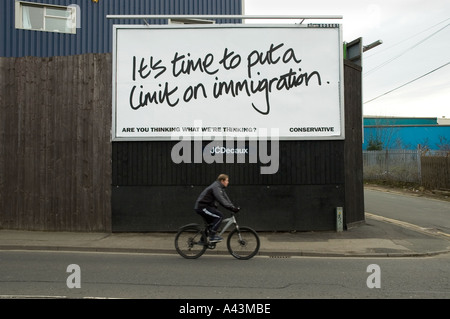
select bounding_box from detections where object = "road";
[364,188,450,234]
[0,251,449,300]
[0,189,449,302]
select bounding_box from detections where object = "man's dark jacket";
[194,181,234,210]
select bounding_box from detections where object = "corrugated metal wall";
[0,0,242,57]
[363,126,450,150]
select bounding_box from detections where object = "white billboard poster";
[112,24,344,140]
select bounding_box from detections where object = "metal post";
[106,14,343,21]
[336,207,343,232]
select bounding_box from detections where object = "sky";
[243,0,450,119]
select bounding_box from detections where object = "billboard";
[112,24,344,140]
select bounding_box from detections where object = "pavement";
[1,213,449,258]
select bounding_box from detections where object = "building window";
[15,1,77,34]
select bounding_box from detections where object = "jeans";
[195,207,223,233]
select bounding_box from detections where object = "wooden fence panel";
[421,156,450,189]
[343,60,364,226]
[0,54,112,231]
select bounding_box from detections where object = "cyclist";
[194,174,240,242]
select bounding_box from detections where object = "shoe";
[209,235,223,242]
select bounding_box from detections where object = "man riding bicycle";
[194,174,240,242]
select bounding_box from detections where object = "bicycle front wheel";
[175,225,207,259]
[227,226,260,260]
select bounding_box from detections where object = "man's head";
[217,174,229,187]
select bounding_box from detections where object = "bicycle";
[174,211,260,260]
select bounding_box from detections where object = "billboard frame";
[112,23,345,141]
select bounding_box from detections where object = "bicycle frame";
[216,215,238,237]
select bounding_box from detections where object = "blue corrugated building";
[364,117,438,126]
[1,0,242,57]
[363,117,450,151]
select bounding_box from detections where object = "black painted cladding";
[112,140,345,186]
[112,184,345,232]
[111,140,347,231]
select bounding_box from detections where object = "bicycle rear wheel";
[227,226,260,260]
[175,225,207,259]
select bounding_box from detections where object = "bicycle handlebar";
[230,206,240,214]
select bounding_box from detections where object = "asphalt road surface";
[1,189,449,302]
[364,188,450,234]
[0,249,449,300]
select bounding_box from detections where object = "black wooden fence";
[0,54,112,231]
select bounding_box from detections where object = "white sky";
[243,0,450,119]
